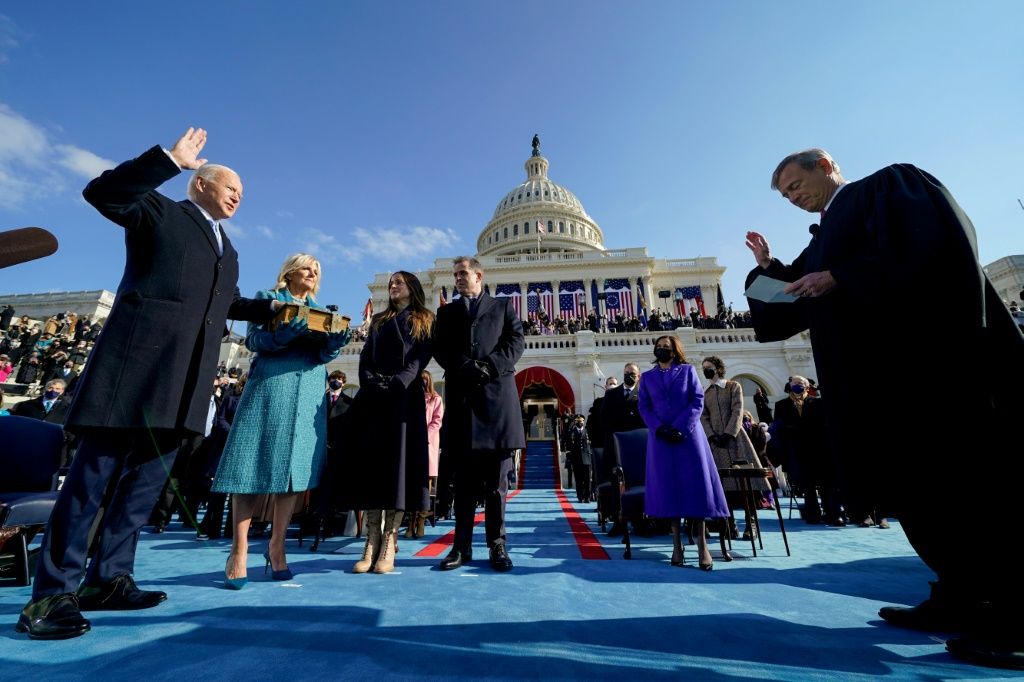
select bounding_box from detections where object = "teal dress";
[213,288,342,494]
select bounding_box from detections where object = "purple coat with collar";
[637,362,728,519]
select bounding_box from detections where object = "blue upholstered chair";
[0,415,65,586]
[611,428,648,560]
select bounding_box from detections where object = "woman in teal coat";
[213,253,351,587]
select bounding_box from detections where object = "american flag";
[494,283,522,319]
[676,285,706,317]
[536,220,545,239]
[558,280,586,319]
[603,278,635,318]
[362,297,374,321]
[527,282,554,320]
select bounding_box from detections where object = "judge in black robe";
[745,149,1024,667]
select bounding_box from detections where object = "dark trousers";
[33,428,180,598]
[452,448,513,551]
[150,433,204,527]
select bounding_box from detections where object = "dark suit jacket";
[326,391,353,448]
[601,384,645,442]
[68,146,274,434]
[434,294,526,451]
[10,395,72,424]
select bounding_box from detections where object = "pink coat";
[425,392,444,477]
[0,361,13,384]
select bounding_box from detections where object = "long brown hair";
[421,369,436,396]
[372,270,434,341]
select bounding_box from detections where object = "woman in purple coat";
[638,335,729,570]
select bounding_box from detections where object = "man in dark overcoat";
[745,148,1024,669]
[17,128,278,641]
[434,256,525,572]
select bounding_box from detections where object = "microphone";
[809,223,819,237]
[0,227,58,268]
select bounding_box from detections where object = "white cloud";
[0,102,115,210]
[55,144,115,179]
[221,220,275,241]
[0,15,19,66]
[297,224,460,266]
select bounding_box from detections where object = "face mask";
[654,347,673,362]
[623,373,637,387]
[742,419,752,431]
[791,385,805,395]
[44,390,59,400]
[703,368,716,379]
[328,379,343,390]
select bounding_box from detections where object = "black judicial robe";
[745,164,1024,511]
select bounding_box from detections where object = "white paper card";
[744,275,799,304]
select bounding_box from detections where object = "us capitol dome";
[477,136,604,256]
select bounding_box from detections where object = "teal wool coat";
[213,288,341,494]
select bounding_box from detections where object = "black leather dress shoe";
[878,599,966,632]
[946,634,1024,670]
[489,544,513,572]
[16,594,91,640]
[439,549,471,571]
[77,574,167,611]
[607,522,624,537]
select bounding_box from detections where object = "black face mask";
[791,385,805,395]
[703,368,716,379]
[328,379,343,390]
[654,347,673,363]
[623,373,637,387]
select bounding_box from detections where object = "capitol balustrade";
[315,326,764,361]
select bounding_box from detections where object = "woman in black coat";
[346,271,433,574]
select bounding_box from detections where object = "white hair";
[186,164,238,202]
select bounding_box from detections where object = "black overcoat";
[67,146,273,434]
[345,309,432,510]
[434,294,526,451]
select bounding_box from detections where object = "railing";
[523,336,577,350]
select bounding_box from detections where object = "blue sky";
[1,2,1022,317]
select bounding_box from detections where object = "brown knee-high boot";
[374,510,404,574]
[353,510,383,574]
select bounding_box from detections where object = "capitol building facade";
[327,139,818,428]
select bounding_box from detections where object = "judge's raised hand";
[745,231,772,269]
[783,271,836,299]
[167,127,209,170]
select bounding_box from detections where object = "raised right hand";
[168,127,209,170]
[273,317,308,346]
[745,231,772,269]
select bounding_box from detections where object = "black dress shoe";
[16,594,91,640]
[489,544,513,572]
[878,599,966,632]
[77,574,167,611]
[149,524,166,534]
[439,548,471,571]
[606,522,624,537]
[946,634,1024,670]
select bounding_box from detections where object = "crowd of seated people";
[521,308,754,336]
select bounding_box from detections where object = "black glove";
[366,373,393,393]
[461,360,493,386]
[656,425,685,443]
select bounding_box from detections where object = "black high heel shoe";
[670,548,686,567]
[264,550,293,581]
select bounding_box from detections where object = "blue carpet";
[0,443,1002,680]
